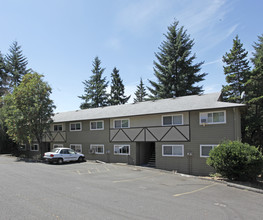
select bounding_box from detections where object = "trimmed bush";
[207,140,263,181]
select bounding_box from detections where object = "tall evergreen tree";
[0,52,8,97]
[243,34,263,149]
[222,35,251,103]
[134,78,148,103]
[5,41,30,88]
[79,57,109,109]
[109,67,130,105]
[148,20,206,99]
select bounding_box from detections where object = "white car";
[44,148,85,164]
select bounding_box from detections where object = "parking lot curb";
[198,177,263,194]
[111,163,263,195]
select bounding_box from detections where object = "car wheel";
[57,158,63,164]
[78,156,84,162]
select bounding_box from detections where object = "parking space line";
[113,173,164,183]
[173,183,218,197]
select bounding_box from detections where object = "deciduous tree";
[3,73,55,155]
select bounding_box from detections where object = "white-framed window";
[113,119,130,128]
[90,144,104,154]
[162,114,183,126]
[70,122,82,131]
[162,145,184,157]
[90,121,104,130]
[53,144,63,149]
[30,144,39,151]
[20,144,26,151]
[200,145,218,157]
[54,124,63,131]
[200,111,226,124]
[114,145,130,155]
[70,144,82,153]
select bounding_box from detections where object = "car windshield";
[50,148,60,153]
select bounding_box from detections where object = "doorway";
[136,142,155,166]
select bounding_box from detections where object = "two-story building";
[24,92,245,175]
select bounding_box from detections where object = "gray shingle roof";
[53,92,245,123]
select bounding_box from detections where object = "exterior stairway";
[147,152,156,167]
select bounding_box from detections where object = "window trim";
[200,144,218,158]
[199,110,226,125]
[162,145,184,157]
[90,144,104,154]
[70,144,82,153]
[53,124,63,131]
[30,144,39,151]
[162,114,184,126]
[114,145,130,155]
[53,144,63,149]
[113,119,130,129]
[69,122,82,131]
[90,120,104,130]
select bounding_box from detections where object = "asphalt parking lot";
[0,155,262,220]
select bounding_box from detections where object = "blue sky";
[0,0,262,112]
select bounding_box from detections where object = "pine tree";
[148,20,206,99]
[109,67,130,105]
[134,78,147,103]
[243,34,263,149]
[79,57,109,109]
[5,41,30,88]
[222,35,251,103]
[0,52,8,97]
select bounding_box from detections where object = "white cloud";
[203,59,222,66]
[105,37,122,51]
[177,0,227,34]
[116,0,168,33]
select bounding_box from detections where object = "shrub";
[207,140,263,181]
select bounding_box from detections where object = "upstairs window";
[54,124,63,131]
[162,114,183,126]
[200,111,226,124]
[114,119,129,128]
[90,121,104,130]
[70,122,82,131]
